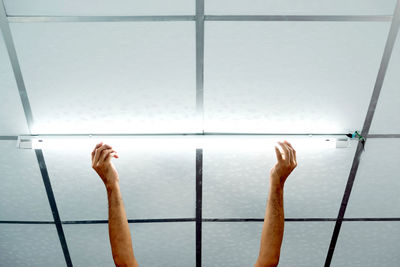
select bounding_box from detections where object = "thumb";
[105,152,118,163]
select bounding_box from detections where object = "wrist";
[270,174,285,191]
[105,181,119,192]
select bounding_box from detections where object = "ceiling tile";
[332,221,400,266]
[0,31,29,136]
[203,138,358,218]
[345,138,400,217]
[369,35,400,134]
[0,141,53,221]
[204,21,390,133]
[0,224,65,266]
[205,0,396,15]
[203,221,335,267]
[44,143,195,221]
[4,0,194,16]
[10,22,197,134]
[64,222,195,267]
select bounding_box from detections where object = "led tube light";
[17,135,349,151]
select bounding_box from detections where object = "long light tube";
[17,135,349,151]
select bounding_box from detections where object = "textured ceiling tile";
[345,139,400,217]
[204,21,389,133]
[203,139,358,218]
[64,222,195,267]
[63,224,114,267]
[205,0,396,15]
[4,0,194,15]
[203,222,262,267]
[279,222,335,267]
[332,222,400,267]
[0,31,29,136]
[10,22,197,134]
[0,224,65,266]
[44,144,195,221]
[202,221,335,267]
[203,148,271,218]
[369,35,400,134]
[0,141,53,221]
[132,222,195,267]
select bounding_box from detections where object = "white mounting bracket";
[17,136,33,149]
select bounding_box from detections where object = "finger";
[285,141,297,165]
[105,152,116,163]
[287,146,295,166]
[94,144,112,165]
[285,141,293,164]
[275,146,283,162]
[94,144,112,164]
[91,142,103,162]
[284,140,293,149]
[99,149,115,165]
[279,142,290,163]
[292,147,297,165]
[105,150,119,163]
[284,142,294,164]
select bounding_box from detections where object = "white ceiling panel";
[4,0,194,16]
[205,0,396,15]
[345,139,400,217]
[0,141,53,221]
[64,222,195,267]
[370,35,400,134]
[203,221,335,267]
[203,138,358,218]
[0,224,65,266]
[204,21,390,133]
[44,143,195,221]
[0,32,29,136]
[203,222,261,267]
[10,22,196,134]
[332,221,400,267]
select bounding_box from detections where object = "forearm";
[106,182,138,267]
[256,177,285,267]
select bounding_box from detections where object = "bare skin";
[91,140,296,267]
[254,140,297,267]
[91,142,139,267]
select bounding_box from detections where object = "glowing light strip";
[17,135,349,150]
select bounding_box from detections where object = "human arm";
[92,142,139,267]
[254,141,297,267]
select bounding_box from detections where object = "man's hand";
[270,140,297,187]
[254,140,297,267]
[91,142,119,188]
